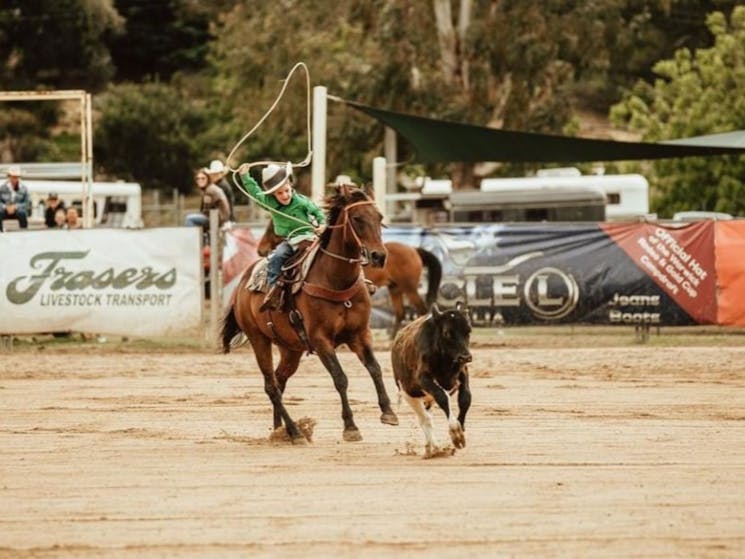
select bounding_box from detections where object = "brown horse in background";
[258,221,442,336]
[221,184,398,443]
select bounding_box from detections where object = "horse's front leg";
[274,347,304,429]
[314,341,362,441]
[349,336,398,426]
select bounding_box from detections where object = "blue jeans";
[184,213,208,228]
[267,240,295,285]
[0,207,28,231]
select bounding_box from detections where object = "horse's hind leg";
[405,288,428,316]
[348,334,399,426]
[247,334,305,443]
[388,288,405,338]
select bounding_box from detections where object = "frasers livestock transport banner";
[378,221,745,327]
[0,228,202,336]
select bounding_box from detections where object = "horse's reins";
[319,199,378,264]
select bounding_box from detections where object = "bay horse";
[221,184,399,443]
[258,221,442,336]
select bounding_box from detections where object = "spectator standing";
[207,159,235,222]
[184,168,230,229]
[0,166,30,232]
[44,192,66,228]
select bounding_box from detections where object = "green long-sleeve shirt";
[240,173,326,244]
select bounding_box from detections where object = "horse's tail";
[220,302,242,354]
[416,247,442,308]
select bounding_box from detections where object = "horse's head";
[324,183,387,267]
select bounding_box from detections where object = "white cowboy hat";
[207,160,225,174]
[261,162,293,194]
[7,165,22,177]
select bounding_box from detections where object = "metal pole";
[79,94,88,227]
[311,85,327,204]
[209,210,220,348]
[384,126,397,193]
[84,92,94,228]
[153,190,160,227]
[373,157,387,221]
[172,188,179,225]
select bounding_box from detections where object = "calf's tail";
[416,247,443,307]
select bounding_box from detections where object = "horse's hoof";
[381,411,399,426]
[291,435,309,446]
[343,428,363,442]
[424,444,455,459]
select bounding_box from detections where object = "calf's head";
[428,302,472,366]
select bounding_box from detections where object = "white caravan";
[24,180,143,228]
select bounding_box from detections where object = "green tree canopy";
[94,82,209,191]
[0,0,122,90]
[611,6,745,217]
[107,0,212,82]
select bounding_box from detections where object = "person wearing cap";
[206,159,236,222]
[184,167,230,229]
[239,162,326,311]
[44,192,66,228]
[0,166,30,232]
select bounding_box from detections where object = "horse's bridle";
[320,199,380,265]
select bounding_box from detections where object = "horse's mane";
[319,185,371,247]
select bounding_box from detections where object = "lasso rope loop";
[224,62,314,229]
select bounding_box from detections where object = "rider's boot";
[259,281,284,312]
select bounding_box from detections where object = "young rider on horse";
[239,162,326,311]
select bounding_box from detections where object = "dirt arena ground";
[1,328,745,558]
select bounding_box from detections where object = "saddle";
[246,240,318,298]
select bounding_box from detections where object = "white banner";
[0,228,203,336]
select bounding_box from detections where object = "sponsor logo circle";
[523,267,579,320]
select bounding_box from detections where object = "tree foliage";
[4,0,745,209]
[0,0,123,90]
[94,82,209,191]
[107,0,212,81]
[209,1,614,186]
[611,6,745,216]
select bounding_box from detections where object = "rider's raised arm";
[239,172,273,207]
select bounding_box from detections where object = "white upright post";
[373,156,387,221]
[209,209,220,348]
[311,85,327,204]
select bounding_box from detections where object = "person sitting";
[239,162,326,311]
[184,168,230,229]
[44,192,66,228]
[0,166,29,232]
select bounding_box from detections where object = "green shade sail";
[340,99,745,163]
